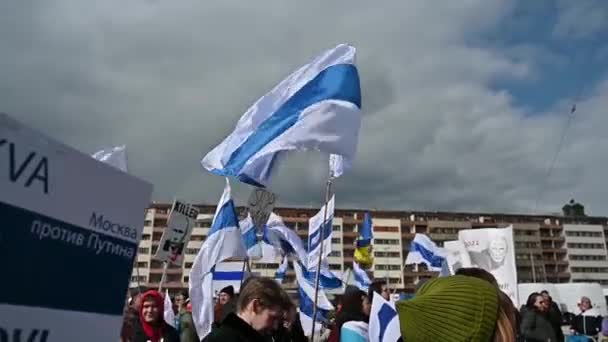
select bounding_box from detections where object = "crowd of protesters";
[120,268,607,342]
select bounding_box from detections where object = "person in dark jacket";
[133,290,180,342]
[540,290,564,342]
[520,292,556,342]
[570,296,603,337]
[203,277,291,342]
[269,303,307,342]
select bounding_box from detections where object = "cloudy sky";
[3,0,608,215]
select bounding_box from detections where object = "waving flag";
[300,260,343,290]
[92,145,128,172]
[368,292,400,342]
[307,195,335,270]
[163,290,175,328]
[404,234,446,271]
[240,215,262,259]
[294,262,333,336]
[201,44,362,187]
[189,179,247,338]
[264,213,309,265]
[354,212,374,267]
[353,261,372,292]
[275,256,289,283]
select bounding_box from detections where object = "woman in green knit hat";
[395,275,500,341]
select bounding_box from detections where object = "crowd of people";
[119,268,607,342]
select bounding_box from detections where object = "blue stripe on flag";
[212,271,244,281]
[411,241,444,268]
[209,199,239,235]
[242,226,257,250]
[0,201,136,315]
[378,303,397,342]
[301,264,342,289]
[308,220,333,251]
[219,64,361,177]
[298,287,328,320]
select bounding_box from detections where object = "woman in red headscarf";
[133,290,180,342]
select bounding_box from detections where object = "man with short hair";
[203,277,292,342]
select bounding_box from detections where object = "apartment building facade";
[131,204,608,293]
[563,224,608,285]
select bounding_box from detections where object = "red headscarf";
[139,290,165,342]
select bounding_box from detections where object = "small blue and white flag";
[368,292,400,342]
[353,261,372,292]
[240,214,262,259]
[275,256,289,283]
[404,234,446,271]
[307,195,335,270]
[202,44,362,187]
[92,145,128,172]
[189,179,247,338]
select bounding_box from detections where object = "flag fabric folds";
[307,195,335,270]
[201,44,362,187]
[353,261,372,292]
[300,260,343,290]
[354,212,374,267]
[163,289,175,328]
[264,213,309,265]
[294,261,333,336]
[240,214,262,259]
[404,233,446,271]
[189,179,247,338]
[368,292,400,342]
[275,256,289,283]
[91,145,128,172]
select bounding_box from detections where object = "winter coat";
[202,313,267,342]
[520,307,557,342]
[571,308,603,337]
[178,311,199,342]
[133,320,180,342]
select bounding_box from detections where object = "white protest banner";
[458,226,519,306]
[154,200,199,265]
[0,113,153,342]
[443,240,472,275]
[247,188,276,231]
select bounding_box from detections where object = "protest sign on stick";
[0,113,153,342]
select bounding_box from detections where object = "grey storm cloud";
[2,0,608,215]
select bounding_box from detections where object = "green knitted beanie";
[395,275,499,341]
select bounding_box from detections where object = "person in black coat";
[133,290,179,342]
[540,290,564,342]
[203,277,292,342]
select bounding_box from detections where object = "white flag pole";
[158,261,169,292]
[310,173,334,342]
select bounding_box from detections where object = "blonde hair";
[493,292,517,342]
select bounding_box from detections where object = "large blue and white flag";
[353,261,372,292]
[212,261,248,294]
[368,292,400,342]
[265,213,309,265]
[307,195,335,270]
[240,214,262,259]
[92,145,128,172]
[202,44,362,187]
[294,261,333,336]
[275,256,289,283]
[189,179,247,338]
[404,234,446,271]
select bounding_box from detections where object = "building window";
[183,276,189,283]
[186,248,199,255]
[373,239,400,245]
[374,226,399,232]
[567,243,605,249]
[329,264,341,270]
[374,251,400,258]
[331,238,341,244]
[141,234,151,241]
[138,248,150,254]
[131,276,147,282]
[332,225,341,231]
[185,262,194,268]
[137,262,148,268]
[329,251,341,257]
[571,267,608,273]
[190,235,205,241]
